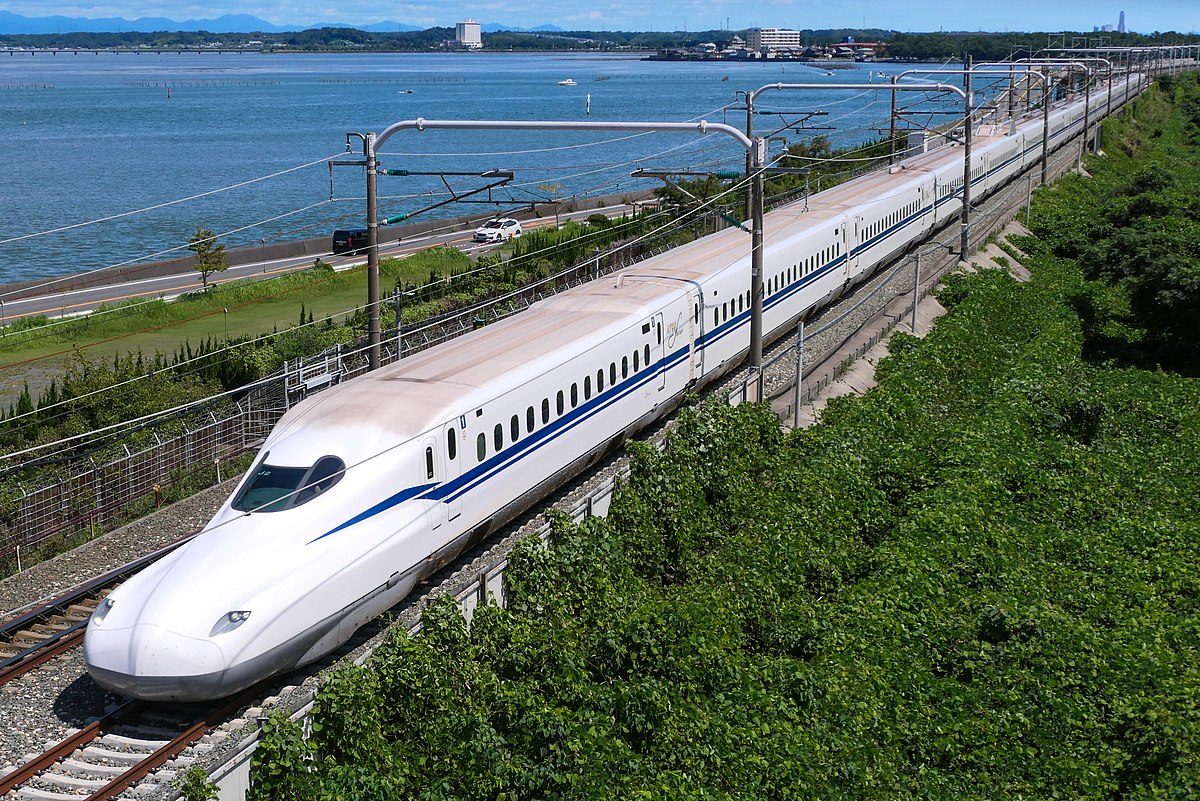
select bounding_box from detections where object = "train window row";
[470,342,655,464]
[769,263,801,296]
[713,290,752,327]
[937,177,965,200]
[863,200,921,243]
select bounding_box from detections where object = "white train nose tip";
[85,624,227,702]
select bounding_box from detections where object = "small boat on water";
[558,78,577,86]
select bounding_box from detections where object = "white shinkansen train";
[85,73,1138,701]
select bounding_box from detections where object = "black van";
[332,228,369,255]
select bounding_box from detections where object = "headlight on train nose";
[210,610,252,637]
[92,597,115,624]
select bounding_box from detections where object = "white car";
[472,217,522,243]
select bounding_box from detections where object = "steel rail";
[0,533,197,686]
[83,692,254,801]
[0,700,144,795]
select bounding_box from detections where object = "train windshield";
[232,455,346,512]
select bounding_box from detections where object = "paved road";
[0,213,588,327]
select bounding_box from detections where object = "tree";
[537,182,564,228]
[188,227,228,290]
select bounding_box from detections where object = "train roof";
[272,268,690,445]
[269,185,849,455]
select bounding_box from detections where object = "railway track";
[0,538,193,689]
[0,693,251,800]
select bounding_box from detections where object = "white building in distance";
[747,28,802,55]
[455,19,482,49]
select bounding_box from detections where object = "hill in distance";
[0,10,562,35]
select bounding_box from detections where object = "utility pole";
[749,137,766,400]
[889,75,898,164]
[364,132,381,371]
[960,53,973,261]
[333,133,382,371]
[366,116,762,390]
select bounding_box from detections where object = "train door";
[688,290,704,383]
[420,435,443,531]
[440,420,463,522]
[847,217,861,278]
[654,312,666,391]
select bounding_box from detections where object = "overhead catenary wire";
[0,158,349,302]
[0,192,729,447]
[0,153,344,248]
[0,89,957,444]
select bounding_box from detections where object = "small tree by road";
[537,182,563,228]
[189,226,228,290]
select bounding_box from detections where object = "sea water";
[0,51,956,283]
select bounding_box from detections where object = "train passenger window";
[584,376,592,400]
[542,398,550,424]
[633,349,640,371]
[526,406,535,433]
[610,362,617,385]
[510,414,520,443]
[722,303,728,322]
[738,294,743,314]
[644,344,651,367]
[597,369,605,392]
[557,390,565,416]
[447,428,457,461]
[494,424,503,451]
[477,433,486,462]
[233,455,347,512]
[571,383,578,407]
[425,447,435,480]
[622,356,629,378]
[714,308,719,327]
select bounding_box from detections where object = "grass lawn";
[0,249,470,405]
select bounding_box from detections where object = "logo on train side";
[666,312,683,348]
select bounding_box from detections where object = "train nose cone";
[84,623,227,702]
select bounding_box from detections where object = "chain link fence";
[0,215,721,570]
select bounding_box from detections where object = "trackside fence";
[0,214,731,569]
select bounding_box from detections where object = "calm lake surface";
[0,52,956,284]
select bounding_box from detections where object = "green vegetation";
[1,256,411,366]
[1029,73,1200,365]
[175,766,219,801]
[249,76,1200,798]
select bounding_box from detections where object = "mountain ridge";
[0,11,564,35]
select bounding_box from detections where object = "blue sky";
[8,0,1197,34]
